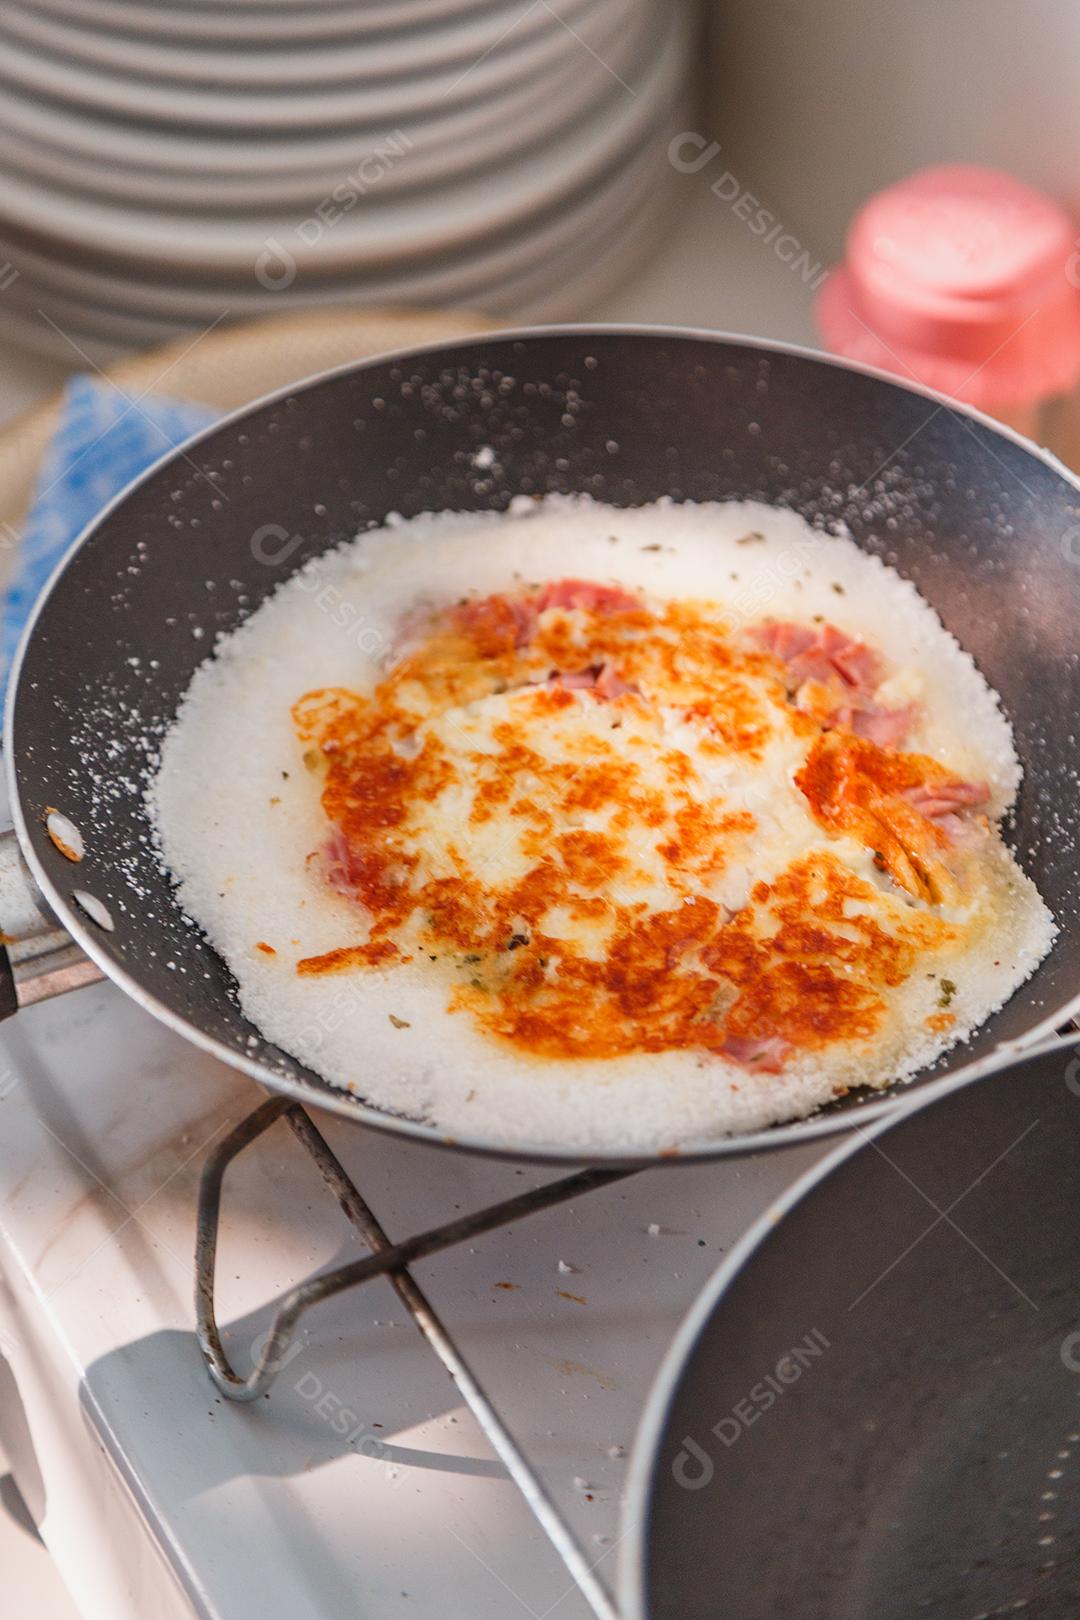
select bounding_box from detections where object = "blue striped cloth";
[1,376,218,703]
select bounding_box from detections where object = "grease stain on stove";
[530,1350,619,1391]
[109,1096,239,1209]
[33,1182,130,1279]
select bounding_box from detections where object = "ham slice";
[752,617,914,746]
[453,579,642,656]
[550,661,640,700]
[851,703,918,747]
[452,592,537,650]
[319,828,371,897]
[555,666,601,690]
[535,579,641,615]
[824,626,879,688]
[508,595,539,646]
[594,663,639,700]
[903,778,989,822]
[752,620,818,661]
[752,618,881,690]
[716,1031,793,1073]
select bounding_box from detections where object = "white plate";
[0,6,685,274]
[0,111,668,326]
[0,64,631,210]
[0,0,634,129]
[0,300,119,367]
[451,126,678,319]
[497,171,674,318]
[0,127,672,365]
[0,6,655,202]
[1,149,662,357]
[3,0,607,90]
[0,44,588,178]
[26,0,506,46]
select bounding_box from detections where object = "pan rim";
[615,1027,1080,1616]
[7,321,1080,1167]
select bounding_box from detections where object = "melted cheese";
[290,583,1026,1075]
[151,497,1055,1150]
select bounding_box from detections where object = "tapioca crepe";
[150,496,1054,1150]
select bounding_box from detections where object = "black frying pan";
[4,326,1080,1164]
[623,1032,1080,1618]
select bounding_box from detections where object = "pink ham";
[461,579,640,650]
[851,703,918,747]
[555,665,602,690]
[452,579,642,657]
[752,617,914,746]
[752,618,882,691]
[904,778,990,822]
[825,627,880,688]
[751,620,818,662]
[317,829,370,897]
[594,663,639,700]
[550,662,640,699]
[452,592,537,648]
[535,579,642,615]
[508,595,539,646]
[716,1032,792,1073]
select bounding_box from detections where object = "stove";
[0,975,829,1618]
[0,177,828,1620]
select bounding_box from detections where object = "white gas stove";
[0,976,830,1620]
[0,180,828,1619]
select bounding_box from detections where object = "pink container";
[817,164,1080,454]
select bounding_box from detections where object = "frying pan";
[3,325,1080,1164]
[623,1031,1080,1618]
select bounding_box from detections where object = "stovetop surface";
[0,976,828,1619]
[0,179,828,1620]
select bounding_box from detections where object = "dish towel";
[0,375,218,704]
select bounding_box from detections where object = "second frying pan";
[623,1032,1080,1617]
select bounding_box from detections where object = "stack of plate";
[0,0,694,360]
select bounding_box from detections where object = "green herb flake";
[388,1013,411,1029]
[938,978,957,1009]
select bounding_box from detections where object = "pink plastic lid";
[816,164,1080,409]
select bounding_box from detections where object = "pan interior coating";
[149,495,1053,1152]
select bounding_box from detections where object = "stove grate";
[195,1096,637,1620]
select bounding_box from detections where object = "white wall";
[704,0,1080,260]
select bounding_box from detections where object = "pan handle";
[0,829,104,1015]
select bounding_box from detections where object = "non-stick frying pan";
[623,1031,1080,1618]
[3,326,1080,1164]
